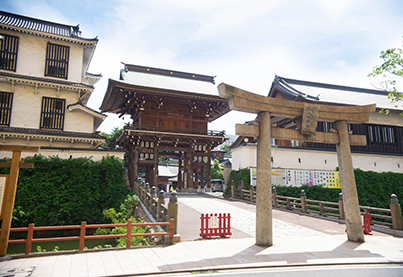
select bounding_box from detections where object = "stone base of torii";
[218,83,376,246]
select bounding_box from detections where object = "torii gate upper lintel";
[218,83,376,246]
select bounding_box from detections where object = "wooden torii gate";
[0,144,39,257]
[218,83,376,246]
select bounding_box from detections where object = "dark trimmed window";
[368,124,396,144]
[0,34,19,71]
[40,97,65,130]
[322,122,351,132]
[0,91,13,126]
[45,43,69,79]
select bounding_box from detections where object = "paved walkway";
[1,193,402,277]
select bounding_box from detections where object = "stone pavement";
[1,193,402,276]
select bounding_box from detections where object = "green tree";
[369,43,403,114]
[211,159,224,179]
[99,127,123,149]
[221,144,232,157]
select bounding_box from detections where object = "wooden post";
[126,220,132,248]
[250,187,254,201]
[272,187,277,207]
[169,218,174,245]
[79,221,86,251]
[301,190,307,213]
[25,223,35,255]
[207,146,211,192]
[339,193,345,220]
[390,194,403,230]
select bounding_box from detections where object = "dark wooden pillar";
[178,153,183,192]
[133,145,139,181]
[184,152,189,191]
[188,146,194,192]
[153,145,158,188]
[207,145,211,192]
[127,145,134,190]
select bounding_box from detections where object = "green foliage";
[369,45,403,113]
[228,168,250,189]
[220,144,232,157]
[275,169,403,209]
[97,194,147,247]
[99,126,123,149]
[211,159,224,180]
[0,155,130,227]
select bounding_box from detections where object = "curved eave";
[0,23,98,45]
[100,79,230,120]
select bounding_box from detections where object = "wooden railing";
[230,180,403,231]
[130,124,226,137]
[3,219,174,255]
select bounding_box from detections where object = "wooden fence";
[2,219,175,255]
[230,180,403,231]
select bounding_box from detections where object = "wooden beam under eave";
[0,144,40,152]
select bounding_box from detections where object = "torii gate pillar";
[335,120,364,242]
[256,111,272,246]
[218,83,374,246]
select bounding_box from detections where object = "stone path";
[178,193,326,237]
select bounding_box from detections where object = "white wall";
[1,30,84,82]
[232,145,403,173]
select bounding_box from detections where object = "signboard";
[249,168,341,189]
[250,167,257,187]
[0,175,8,220]
[271,169,286,186]
[312,171,341,189]
[209,216,218,228]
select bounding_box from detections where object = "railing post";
[157,190,165,221]
[250,187,254,202]
[319,202,325,216]
[390,194,403,230]
[25,223,34,254]
[339,193,345,220]
[301,190,307,213]
[272,187,277,207]
[240,179,244,199]
[79,221,86,251]
[150,186,157,215]
[169,218,174,245]
[126,220,132,248]
[168,191,178,234]
[286,198,291,210]
[144,182,150,203]
[231,180,235,198]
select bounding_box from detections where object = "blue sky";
[2,0,403,134]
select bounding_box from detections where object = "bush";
[0,155,130,227]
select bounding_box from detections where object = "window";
[40,97,65,130]
[0,34,19,71]
[44,43,69,79]
[0,92,13,126]
[322,122,351,132]
[368,124,396,144]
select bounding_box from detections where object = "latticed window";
[0,91,13,126]
[368,124,396,144]
[0,34,19,71]
[45,43,69,79]
[40,97,65,130]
